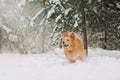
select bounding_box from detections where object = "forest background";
[0,0,120,54]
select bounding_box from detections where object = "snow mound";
[0,48,120,80]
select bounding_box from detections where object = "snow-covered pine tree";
[31,0,103,48]
[32,0,120,50]
[31,0,87,47]
[86,0,120,50]
[1,0,54,53]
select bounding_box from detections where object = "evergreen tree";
[32,0,89,46]
[32,0,120,50]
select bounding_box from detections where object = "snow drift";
[0,48,120,80]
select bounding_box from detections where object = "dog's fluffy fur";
[61,32,86,63]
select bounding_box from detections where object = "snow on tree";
[31,0,120,50]
[0,0,54,53]
[1,0,120,54]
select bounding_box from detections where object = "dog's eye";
[67,39,69,41]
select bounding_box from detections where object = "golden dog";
[61,32,86,63]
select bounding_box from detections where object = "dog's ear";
[70,32,75,39]
[63,32,68,37]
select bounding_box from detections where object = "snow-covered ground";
[0,48,120,80]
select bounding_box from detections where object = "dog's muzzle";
[64,44,69,47]
[63,42,69,47]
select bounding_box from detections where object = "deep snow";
[0,48,120,80]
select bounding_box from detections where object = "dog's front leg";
[69,59,75,63]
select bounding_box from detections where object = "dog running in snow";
[61,32,86,63]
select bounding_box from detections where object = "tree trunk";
[104,27,107,49]
[80,0,88,55]
[0,28,2,53]
[41,23,46,53]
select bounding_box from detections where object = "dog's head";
[61,32,75,48]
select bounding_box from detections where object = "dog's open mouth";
[64,44,69,47]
